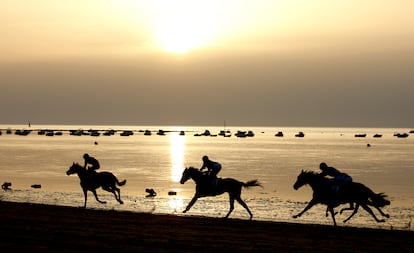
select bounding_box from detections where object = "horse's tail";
[242,180,262,189]
[370,192,390,207]
[116,179,127,186]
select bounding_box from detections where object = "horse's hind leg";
[114,187,123,204]
[103,186,123,204]
[236,196,253,220]
[343,204,359,223]
[340,202,355,214]
[92,190,107,204]
[225,196,235,219]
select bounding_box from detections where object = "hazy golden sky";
[1,0,413,127]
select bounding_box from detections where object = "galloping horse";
[180,167,262,220]
[293,170,390,226]
[66,162,126,208]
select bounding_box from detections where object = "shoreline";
[1,201,412,252]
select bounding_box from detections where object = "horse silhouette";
[66,162,126,208]
[293,170,390,226]
[180,167,262,220]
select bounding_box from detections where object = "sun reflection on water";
[168,197,184,211]
[170,131,186,182]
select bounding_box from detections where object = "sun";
[149,1,218,54]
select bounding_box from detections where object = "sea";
[0,124,413,230]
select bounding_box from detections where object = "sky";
[1,0,413,127]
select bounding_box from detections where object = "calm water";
[0,124,413,230]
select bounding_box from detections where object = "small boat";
[295,132,305,137]
[354,134,367,138]
[201,130,211,136]
[179,131,185,136]
[15,129,31,136]
[373,134,382,138]
[218,130,231,137]
[275,131,284,137]
[90,131,100,136]
[103,129,116,136]
[70,129,83,136]
[120,130,134,136]
[168,191,177,196]
[144,130,152,136]
[45,131,54,136]
[235,131,247,138]
[157,130,166,136]
[246,131,255,137]
[395,133,409,138]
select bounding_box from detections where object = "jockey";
[83,153,100,172]
[319,162,352,183]
[320,162,354,211]
[200,155,222,178]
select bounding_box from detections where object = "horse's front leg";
[374,206,390,218]
[83,189,88,208]
[361,204,385,222]
[327,206,337,226]
[92,190,107,204]
[293,199,317,218]
[325,206,339,217]
[183,195,199,213]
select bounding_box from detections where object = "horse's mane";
[302,170,322,176]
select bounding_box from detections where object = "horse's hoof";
[378,219,385,223]
[292,215,298,219]
[385,214,390,218]
[119,201,124,204]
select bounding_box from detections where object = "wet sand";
[0,201,412,253]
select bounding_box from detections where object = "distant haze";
[1,1,413,127]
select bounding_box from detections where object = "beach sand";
[0,201,412,253]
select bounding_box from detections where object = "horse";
[66,162,126,208]
[292,170,390,226]
[180,167,262,220]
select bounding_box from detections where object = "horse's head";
[66,162,83,176]
[180,167,200,184]
[293,170,316,190]
[180,167,191,184]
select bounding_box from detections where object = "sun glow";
[149,1,218,54]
